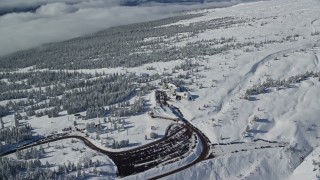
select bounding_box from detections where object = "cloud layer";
[0,0,256,57]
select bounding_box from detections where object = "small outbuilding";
[74,114,82,120]
[140,73,150,77]
[175,91,192,101]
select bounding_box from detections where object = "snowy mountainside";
[156,0,320,179]
[291,146,320,180]
[0,0,320,179]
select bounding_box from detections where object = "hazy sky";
[0,0,254,57]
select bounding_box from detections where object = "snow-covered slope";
[157,0,320,179]
[1,0,320,179]
[290,146,320,180]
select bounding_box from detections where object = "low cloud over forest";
[0,0,256,56]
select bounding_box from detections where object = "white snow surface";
[161,0,320,179]
[290,146,320,180]
[2,0,320,179]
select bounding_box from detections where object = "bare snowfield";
[1,0,320,179]
[158,0,320,179]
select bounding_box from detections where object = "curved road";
[1,117,212,180]
[149,117,211,179]
[0,123,183,157]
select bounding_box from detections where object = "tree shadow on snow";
[263,89,272,94]
[255,118,272,123]
[191,95,199,100]
[42,154,53,159]
[248,96,259,101]
[157,134,164,139]
[128,142,141,147]
[124,125,134,130]
[220,137,230,140]
[248,129,268,134]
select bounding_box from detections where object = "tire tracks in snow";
[216,40,320,116]
[313,53,319,68]
[311,19,318,25]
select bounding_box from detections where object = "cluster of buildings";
[162,82,192,101]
